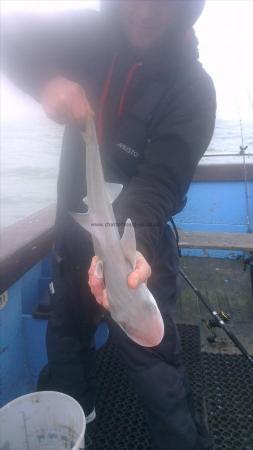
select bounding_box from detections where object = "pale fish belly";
[112,287,164,347]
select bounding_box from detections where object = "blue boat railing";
[0,156,252,295]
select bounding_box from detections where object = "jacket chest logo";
[116,142,139,159]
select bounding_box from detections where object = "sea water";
[1,115,252,229]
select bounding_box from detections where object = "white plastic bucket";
[0,391,86,450]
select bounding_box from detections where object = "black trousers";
[40,228,204,450]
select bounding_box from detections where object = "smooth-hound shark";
[71,118,164,347]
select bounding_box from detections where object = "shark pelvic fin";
[121,218,136,269]
[83,182,123,207]
[70,212,91,234]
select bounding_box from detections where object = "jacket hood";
[176,0,205,29]
[101,1,205,32]
[99,1,205,74]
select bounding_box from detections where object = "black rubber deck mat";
[86,325,253,450]
[202,353,253,450]
[86,324,203,450]
[86,341,153,449]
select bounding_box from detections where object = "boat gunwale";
[0,160,253,294]
[194,155,253,181]
[0,204,56,294]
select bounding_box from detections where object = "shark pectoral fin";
[105,182,123,203]
[82,196,88,206]
[121,218,137,269]
[83,183,123,207]
[70,212,91,234]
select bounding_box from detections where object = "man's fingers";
[44,94,72,124]
[97,288,110,310]
[128,252,151,289]
[89,276,109,310]
[88,256,99,276]
[72,90,91,127]
[88,252,151,304]
[88,260,105,294]
[94,260,104,279]
[88,273,104,293]
[43,99,67,124]
[88,257,110,310]
[41,77,94,128]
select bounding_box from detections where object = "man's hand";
[88,251,152,310]
[40,76,94,128]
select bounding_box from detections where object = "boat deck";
[85,256,253,450]
[175,256,253,355]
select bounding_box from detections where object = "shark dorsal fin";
[121,218,136,269]
[70,212,91,234]
[83,182,123,206]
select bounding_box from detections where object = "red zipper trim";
[97,55,117,145]
[117,62,142,118]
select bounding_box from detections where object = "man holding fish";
[2,1,216,449]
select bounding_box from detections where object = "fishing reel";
[202,310,231,343]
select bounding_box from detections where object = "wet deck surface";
[175,256,253,355]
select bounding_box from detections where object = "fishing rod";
[237,100,253,293]
[169,218,253,365]
[237,97,252,234]
[177,103,253,364]
[179,267,253,366]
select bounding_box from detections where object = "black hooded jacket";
[2,2,216,299]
